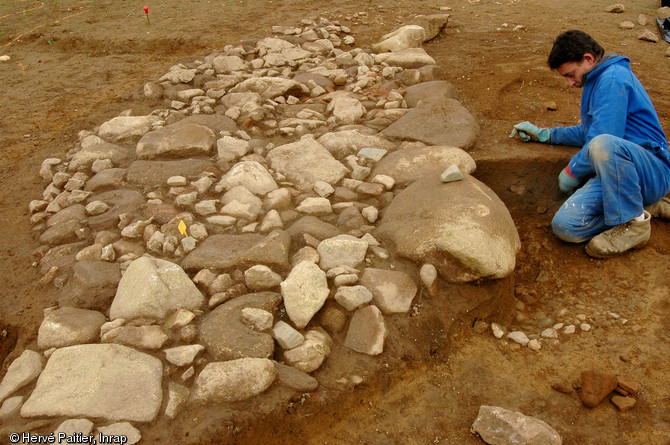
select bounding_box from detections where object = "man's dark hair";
[547,30,605,69]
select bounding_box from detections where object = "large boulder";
[382,98,479,150]
[372,145,476,187]
[376,174,520,283]
[21,344,162,422]
[109,256,205,321]
[267,138,348,191]
[198,292,282,361]
[181,231,291,272]
[372,25,427,53]
[136,123,216,159]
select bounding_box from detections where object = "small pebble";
[580,323,592,332]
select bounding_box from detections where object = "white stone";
[507,331,529,346]
[259,209,284,233]
[165,382,189,419]
[54,418,95,436]
[541,328,559,339]
[281,261,329,329]
[527,339,542,351]
[491,323,505,339]
[314,181,335,197]
[327,93,365,125]
[98,116,160,141]
[283,330,331,373]
[37,307,107,350]
[361,206,379,223]
[317,234,368,270]
[420,264,438,288]
[164,345,205,367]
[85,200,109,216]
[0,350,43,405]
[191,358,277,403]
[217,136,250,163]
[21,344,162,422]
[334,285,373,311]
[296,197,332,215]
[471,405,562,445]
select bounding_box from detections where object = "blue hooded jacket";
[549,54,669,179]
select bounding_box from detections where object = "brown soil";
[1,0,670,443]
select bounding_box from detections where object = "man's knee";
[551,212,589,243]
[586,134,618,166]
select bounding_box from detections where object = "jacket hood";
[583,53,627,83]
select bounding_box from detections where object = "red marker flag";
[143,6,150,25]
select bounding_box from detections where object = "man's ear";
[582,53,596,64]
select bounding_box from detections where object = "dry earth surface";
[1,0,670,443]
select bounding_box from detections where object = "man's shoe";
[645,197,670,220]
[585,211,651,259]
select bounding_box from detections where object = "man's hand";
[509,121,551,143]
[558,167,580,194]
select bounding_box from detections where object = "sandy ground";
[1,0,670,443]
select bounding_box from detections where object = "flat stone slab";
[267,138,348,191]
[191,358,277,403]
[471,405,562,445]
[136,123,216,159]
[360,268,417,314]
[21,344,163,422]
[382,98,479,150]
[0,350,43,405]
[69,142,134,172]
[372,145,476,188]
[37,307,107,349]
[317,129,396,159]
[182,231,291,272]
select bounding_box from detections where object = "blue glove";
[509,121,551,143]
[558,167,580,194]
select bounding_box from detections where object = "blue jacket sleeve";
[549,125,585,147]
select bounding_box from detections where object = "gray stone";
[217,136,250,162]
[441,164,463,182]
[281,261,329,329]
[275,363,318,392]
[126,159,213,187]
[317,234,368,270]
[37,307,107,350]
[191,358,277,403]
[215,160,278,196]
[507,331,530,346]
[638,29,659,42]
[159,66,197,83]
[343,305,387,355]
[86,189,146,231]
[287,216,341,243]
[164,344,205,366]
[136,123,216,159]
[109,256,205,320]
[182,231,290,272]
[334,285,373,311]
[229,77,309,100]
[273,320,305,349]
[376,174,520,283]
[21,344,162,422]
[169,114,238,135]
[101,325,169,350]
[46,204,87,228]
[296,197,332,215]
[267,138,348,191]
[58,260,121,310]
[84,168,127,191]
[382,98,479,149]
[39,219,83,245]
[96,423,142,445]
[316,130,396,159]
[0,350,43,405]
[360,268,417,314]
[357,147,388,161]
[282,330,331,373]
[410,14,450,41]
[98,116,160,142]
[471,405,563,445]
[199,292,282,360]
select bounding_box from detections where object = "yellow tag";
[178,220,187,236]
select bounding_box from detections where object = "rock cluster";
[4,13,520,437]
